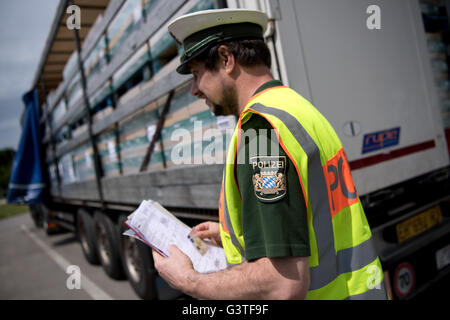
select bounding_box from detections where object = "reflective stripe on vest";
[220,176,245,262]
[345,281,388,300]
[219,119,246,265]
[219,86,387,299]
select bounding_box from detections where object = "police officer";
[152,8,388,300]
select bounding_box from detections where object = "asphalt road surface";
[0,212,142,300]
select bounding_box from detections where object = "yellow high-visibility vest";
[218,85,388,299]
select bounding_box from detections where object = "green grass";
[0,204,29,220]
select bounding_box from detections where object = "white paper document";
[123,200,228,274]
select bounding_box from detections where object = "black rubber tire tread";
[77,209,100,265]
[94,211,125,280]
[118,214,158,300]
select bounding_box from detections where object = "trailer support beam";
[69,0,105,209]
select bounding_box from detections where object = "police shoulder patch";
[251,156,287,203]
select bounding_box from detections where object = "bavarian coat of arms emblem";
[251,156,287,202]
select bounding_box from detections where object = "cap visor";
[175,43,211,75]
[176,61,191,74]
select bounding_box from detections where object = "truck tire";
[94,211,125,280]
[118,214,158,300]
[77,209,100,265]
[29,204,43,228]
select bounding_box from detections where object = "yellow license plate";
[396,206,443,243]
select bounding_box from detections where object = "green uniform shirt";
[236,80,310,261]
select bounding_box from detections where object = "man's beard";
[210,80,239,116]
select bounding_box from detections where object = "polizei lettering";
[252,159,285,170]
[182,304,216,317]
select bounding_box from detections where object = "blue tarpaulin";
[7,89,45,204]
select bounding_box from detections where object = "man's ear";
[217,45,235,74]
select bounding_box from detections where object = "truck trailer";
[12,0,450,299]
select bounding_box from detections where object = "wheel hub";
[123,237,142,283]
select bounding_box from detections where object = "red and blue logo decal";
[362,127,400,154]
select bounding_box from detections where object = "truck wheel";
[77,209,100,265]
[29,204,43,228]
[94,211,125,280]
[118,214,158,300]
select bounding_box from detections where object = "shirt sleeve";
[236,114,310,261]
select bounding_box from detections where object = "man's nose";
[190,80,200,97]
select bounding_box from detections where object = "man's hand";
[192,221,222,247]
[152,245,196,292]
